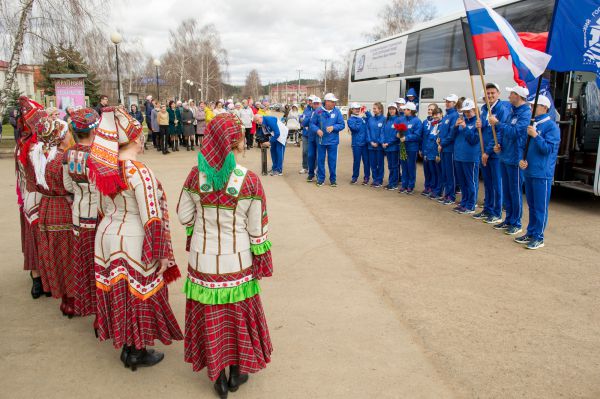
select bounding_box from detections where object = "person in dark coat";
[94,95,109,115]
[180,102,195,151]
[167,100,179,151]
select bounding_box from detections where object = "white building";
[0,60,36,97]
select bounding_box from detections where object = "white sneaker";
[299,169,307,174]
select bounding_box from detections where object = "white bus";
[348,0,600,195]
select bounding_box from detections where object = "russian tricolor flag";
[463,0,552,86]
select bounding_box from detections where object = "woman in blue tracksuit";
[516,95,561,250]
[423,106,444,199]
[399,102,422,194]
[421,104,436,195]
[382,103,401,190]
[437,95,460,204]
[453,99,481,214]
[366,102,385,188]
[347,103,370,185]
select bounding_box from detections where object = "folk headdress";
[27,107,69,190]
[16,96,45,166]
[88,106,142,196]
[69,107,100,134]
[197,113,244,190]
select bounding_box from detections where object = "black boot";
[120,345,131,367]
[175,140,180,151]
[228,365,249,392]
[214,369,229,399]
[30,272,43,299]
[125,347,164,372]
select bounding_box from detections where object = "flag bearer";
[515,95,560,250]
[488,85,531,236]
[399,102,422,194]
[453,99,481,214]
[437,94,460,205]
[310,93,345,187]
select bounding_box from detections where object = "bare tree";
[242,69,262,99]
[0,0,106,115]
[367,0,437,42]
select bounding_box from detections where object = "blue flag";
[547,0,600,86]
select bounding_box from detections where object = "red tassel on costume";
[18,134,36,166]
[87,157,127,197]
[163,265,181,285]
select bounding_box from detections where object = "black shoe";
[228,365,249,392]
[214,369,229,399]
[30,272,43,299]
[125,347,164,371]
[120,345,131,367]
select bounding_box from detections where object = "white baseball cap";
[395,98,406,104]
[487,82,501,91]
[307,95,315,101]
[444,94,459,102]
[506,85,529,98]
[350,102,361,109]
[460,98,476,111]
[529,95,552,109]
[387,102,398,109]
[312,97,322,103]
[323,93,338,102]
[404,102,417,111]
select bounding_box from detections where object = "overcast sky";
[110,0,464,85]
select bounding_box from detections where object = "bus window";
[501,0,553,32]
[421,88,434,99]
[451,20,468,70]
[404,33,418,76]
[416,22,454,74]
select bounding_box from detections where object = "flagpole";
[468,73,485,155]
[476,60,498,146]
[522,75,543,160]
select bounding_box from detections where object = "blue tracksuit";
[301,105,314,170]
[421,117,433,191]
[366,113,385,185]
[347,114,370,182]
[310,106,345,184]
[423,119,442,196]
[480,100,510,218]
[454,115,481,211]
[262,115,286,173]
[523,114,560,241]
[405,88,419,111]
[439,107,459,200]
[382,115,401,188]
[303,106,318,178]
[400,115,422,190]
[498,103,532,228]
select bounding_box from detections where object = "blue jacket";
[403,115,423,152]
[144,100,153,120]
[498,103,532,166]
[405,88,419,111]
[421,117,433,152]
[480,100,510,158]
[366,113,385,150]
[423,119,441,160]
[347,114,368,147]
[301,105,314,137]
[382,115,401,152]
[439,107,459,153]
[454,115,481,163]
[309,106,345,146]
[524,114,561,179]
[262,115,283,141]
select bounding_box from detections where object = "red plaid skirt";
[73,228,96,316]
[22,217,40,272]
[184,295,273,381]
[95,259,183,349]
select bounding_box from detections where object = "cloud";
[110,0,463,85]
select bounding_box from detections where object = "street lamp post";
[198,88,202,102]
[296,69,302,103]
[111,32,123,104]
[153,59,161,101]
[190,81,194,102]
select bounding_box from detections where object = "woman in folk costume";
[177,114,273,399]
[62,108,101,326]
[15,96,48,298]
[88,107,182,370]
[28,105,75,315]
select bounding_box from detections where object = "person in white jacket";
[239,100,255,149]
[286,104,301,145]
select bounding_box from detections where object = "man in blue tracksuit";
[255,114,286,175]
[310,93,345,187]
[347,103,370,184]
[299,96,314,174]
[489,85,532,236]
[453,98,481,214]
[366,102,385,187]
[437,94,460,205]
[305,97,321,182]
[400,102,422,194]
[515,95,560,250]
[475,83,511,224]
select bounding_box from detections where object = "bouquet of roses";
[393,123,408,161]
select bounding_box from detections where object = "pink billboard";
[55,79,86,119]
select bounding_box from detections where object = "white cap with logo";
[404,102,417,111]
[460,98,476,111]
[444,94,459,102]
[312,96,322,103]
[350,102,361,109]
[506,85,529,98]
[529,95,552,109]
[387,102,398,109]
[323,93,338,102]
[395,98,406,104]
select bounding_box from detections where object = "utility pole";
[320,59,330,95]
[296,69,302,103]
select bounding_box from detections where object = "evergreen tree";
[38,46,66,96]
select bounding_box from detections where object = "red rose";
[393,123,408,132]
